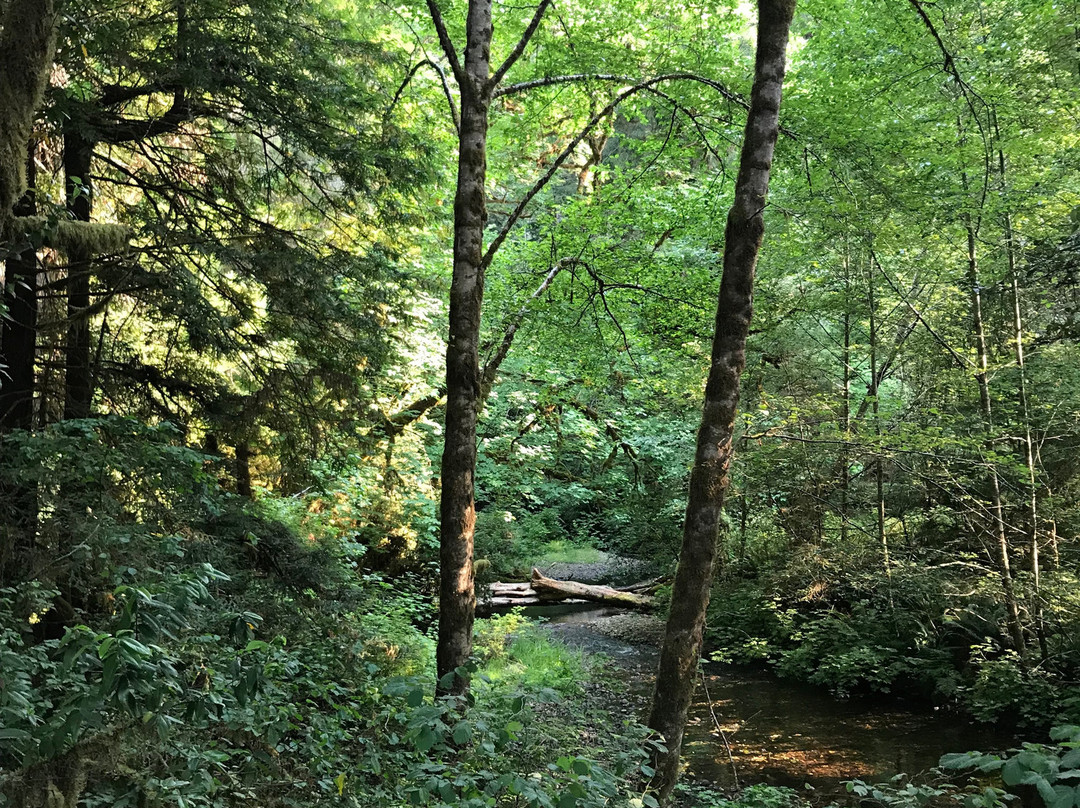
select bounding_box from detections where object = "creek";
[521,602,1016,792]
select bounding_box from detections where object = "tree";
[647,0,795,801]
[0,0,57,587]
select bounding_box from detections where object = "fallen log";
[485,596,589,607]
[488,582,534,595]
[618,575,668,594]
[530,568,655,609]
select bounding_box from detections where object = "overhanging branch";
[489,0,553,89]
[424,0,464,87]
[388,58,460,135]
[481,72,745,271]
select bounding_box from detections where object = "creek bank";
[521,602,1018,801]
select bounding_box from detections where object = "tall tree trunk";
[997,139,1046,661]
[435,0,493,696]
[0,0,56,588]
[0,146,40,587]
[866,255,891,591]
[235,442,253,499]
[646,1,794,801]
[63,134,95,420]
[1,145,38,434]
[965,216,1026,657]
[0,0,57,236]
[840,253,851,544]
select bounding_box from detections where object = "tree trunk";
[839,254,851,545]
[999,167,1045,661]
[63,134,95,420]
[0,0,57,235]
[236,442,253,499]
[1,145,38,434]
[435,0,494,697]
[866,255,891,593]
[0,0,56,589]
[646,1,795,802]
[0,146,40,587]
[965,216,1026,657]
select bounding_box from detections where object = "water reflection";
[530,605,1016,790]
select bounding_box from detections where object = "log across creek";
[485,568,657,610]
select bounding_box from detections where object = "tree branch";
[388,58,460,135]
[424,0,464,87]
[495,71,747,109]
[489,0,553,89]
[481,73,743,271]
[91,99,216,144]
[479,257,574,401]
[870,248,971,371]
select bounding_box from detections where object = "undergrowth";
[0,418,658,808]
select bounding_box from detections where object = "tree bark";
[63,134,95,420]
[997,137,1045,661]
[0,147,40,587]
[965,215,1026,657]
[1,146,38,434]
[866,255,892,593]
[0,0,56,235]
[0,0,56,588]
[840,254,851,545]
[236,442,253,499]
[435,0,494,696]
[646,1,794,802]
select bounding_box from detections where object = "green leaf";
[414,726,438,753]
[98,636,116,660]
[1002,758,1028,786]
[452,721,473,745]
[1047,785,1080,808]
[556,793,577,808]
[407,688,425,708]
[1051,727,1080,744]
[941,753,981,771]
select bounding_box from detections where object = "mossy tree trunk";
[425,0,553,696]
[646,1,795,801]
[0,0,58,587]
[63,134,95,420]
[0,147,40,587]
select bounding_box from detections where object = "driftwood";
[529,568,655,609]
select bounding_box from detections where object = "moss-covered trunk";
[647,1,795,801]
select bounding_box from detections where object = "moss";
[0,0,57,215]
[12,216,130,254]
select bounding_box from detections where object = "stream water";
[522,603,1017,792]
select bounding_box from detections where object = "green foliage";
[707,556,961,704]
[474,611,589,696]
[676,783,806,808]
[936,726,1080,808]
[0,417,659,808]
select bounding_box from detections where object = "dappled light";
[2,0,1079,806]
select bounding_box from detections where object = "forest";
[1,0,1079,806]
